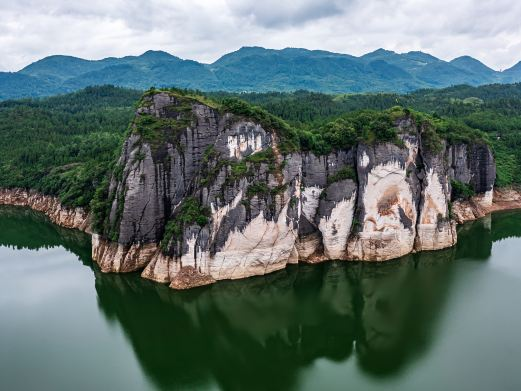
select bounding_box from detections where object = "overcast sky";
[1,0,520,72]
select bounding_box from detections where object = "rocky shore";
[1,185,520,289]
[0,188,91,232]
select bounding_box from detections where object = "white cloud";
[0,0,520,71]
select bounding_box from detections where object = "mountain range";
[2,46,521,100]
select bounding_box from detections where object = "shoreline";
[2,186,521,289]
[0,188,91,233]
[452,188,521,224]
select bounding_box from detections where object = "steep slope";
[90,90,496,289]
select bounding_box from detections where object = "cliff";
[90,91,498,288]
[0,188,91,232]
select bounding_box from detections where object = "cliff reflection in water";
[2,206,520,391]
[94,250,458,390]
[0,206,91,263]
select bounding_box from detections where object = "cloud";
[225,0,347,28]
[0,0,520,71]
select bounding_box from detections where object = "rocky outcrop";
[169,266,216,289]
[414,139,456,251]
[1,98,516,293]
[453,188,521,223]
[297,150,356,262]
[0,188,90,232]
[87,92,506,289]
[347,136,420,260]
[91,234,157,272]
[448,143,496,196]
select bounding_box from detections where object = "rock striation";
[0,188,90,232]
[89,92,499,288]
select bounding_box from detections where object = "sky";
[1,0,521,72]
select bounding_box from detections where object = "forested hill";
[2,47,521,100]
[213,83,521,124]
[0,86,141,207]
[1,83,521,210]
[214,83,521,186]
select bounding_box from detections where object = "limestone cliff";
[0,188,91,232]
[89,91,498,289]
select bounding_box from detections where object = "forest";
[0,85,140,207]
[1,83,520,209]
[211,84,521,186]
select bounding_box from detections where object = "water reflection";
[2,206,519,391]
[0,206,92,264]
[92,248,459,390]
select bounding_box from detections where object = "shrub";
[327,166,356,184]
[451,180,475,200]
[160,197,211,251]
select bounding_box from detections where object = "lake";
[1,205,520,391]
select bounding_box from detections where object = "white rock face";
[416,169,457,251]
[295,185,325,261]
[318,192,357,259]
[403,138,419,166]
[360,151,370,168]
[92,234,157,273]
[207,203,297,279]
[141,251,179,283]
[348,159,417,261]
[301,186,323,222]
[479,189,494,208]
[227,123,264,159]
[142,198,299,282]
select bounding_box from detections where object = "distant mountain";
[450,56,497,79]
[0,72,62,100]
[501,61,521,83]
[2,46,521,100]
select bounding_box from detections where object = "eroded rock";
[81,92,501,288]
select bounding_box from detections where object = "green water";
[1,206,521,391]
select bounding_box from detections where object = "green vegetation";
[246,182,271,197]
[494,145,518,187]
[327,166,357,185]
[0,85,141,207]
[199,145,278,187]
[299,108,406,154]
[133,90,198,154]
[215,84,521,185]
[451,180,476,200]
[246,182,287,198]
[90,178,111,234]
[3,82,521,220]
[161,197,211,251]
[6,47,521,101]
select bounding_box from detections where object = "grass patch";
[327,166,356,185]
